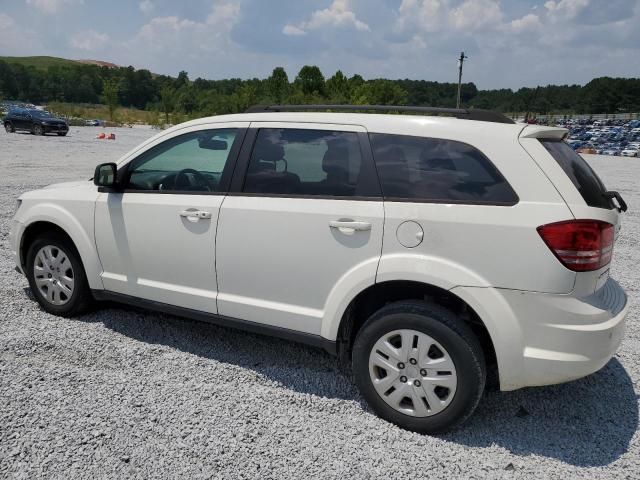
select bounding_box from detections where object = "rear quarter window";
[369,133,518,205]
[540,139,613,210]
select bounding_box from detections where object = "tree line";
[1,59,639,119]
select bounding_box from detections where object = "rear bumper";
[518,279,627,388]
[453,278,628,391]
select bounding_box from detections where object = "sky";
[0,0,639,90]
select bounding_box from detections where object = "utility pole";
[456,51,468,109]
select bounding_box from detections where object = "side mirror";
[94,162,118,188]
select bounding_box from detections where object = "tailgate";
[519,125,625,295]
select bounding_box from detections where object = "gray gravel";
[1,127,638,479]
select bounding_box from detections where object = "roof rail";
[245,104,515,124]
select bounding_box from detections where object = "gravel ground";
[1,127,638,479]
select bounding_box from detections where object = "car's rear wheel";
[33,124,44,136]
[352,300,486,434]
[25,232,92,317]
[4,122,14,133]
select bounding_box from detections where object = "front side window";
[125,129,238,192]
[243,128,377,197]
[369,133,518,204]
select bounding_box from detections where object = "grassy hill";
[0,56,82,69]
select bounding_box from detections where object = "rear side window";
[369,133,518,204]
[243,128,379,197]
[540,139,612,209]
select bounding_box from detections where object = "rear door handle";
[329,220,372,232]
[180,209,212,220]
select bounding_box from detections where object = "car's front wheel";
[352,300,486,434]
[4,122,14,133]
[33,124,44,135]
[25,232,92,317]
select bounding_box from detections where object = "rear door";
[215,122,383,335]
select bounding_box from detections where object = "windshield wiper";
[603,191,628,212]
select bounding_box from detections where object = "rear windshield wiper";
[603,191,628,212]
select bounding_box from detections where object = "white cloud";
[0,13,16,30]
[395,0,503,34]
[25,0,80,14]
[544,0,590,19]
[283,0,370,36]
[282,24,306,36]
[510,13,543,33]
[139,0,154,14]
[131,1,240,58]
[69,30,110,51]
[449,0,503,31]
[0,14,41,54]
[396,0,446,33]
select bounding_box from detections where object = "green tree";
[160,85,177,123]
[295,65,325,96]
[102,79,119,121]
[326,70,349,103]
[175,70,189,89]
[267,67,289,103]
[352,80,408,105]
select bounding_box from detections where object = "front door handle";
[329,220,372,232]
[180,209,212,220]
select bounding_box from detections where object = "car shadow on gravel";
[72,301,637,468]
[444,358,638,467]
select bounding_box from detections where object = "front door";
[95,124,247,313]
[216,123,384,334]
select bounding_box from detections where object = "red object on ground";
[97,133,106,139]
[107,133,116,140]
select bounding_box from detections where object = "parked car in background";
[3,108,69,136]
[558,118,640,157]
[85,119,103,127]
[10,105,629,434]
[621,148,639,157]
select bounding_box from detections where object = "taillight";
[537,220,614,272]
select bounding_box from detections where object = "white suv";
[9,105,629,433]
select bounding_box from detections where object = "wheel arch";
[19,212,103,290]
[332,280,501,388]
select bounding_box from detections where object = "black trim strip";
[225,191,381,201]
[91,290,337,356]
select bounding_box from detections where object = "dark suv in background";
[4,108,68,136]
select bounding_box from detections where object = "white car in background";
[9,105,630,434]
[621,148,638,157]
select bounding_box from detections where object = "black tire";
[33,124,44,136]
[4,122,14,133]
[57,132,67,136]
[25,232,92,317]
[352,300,486,434]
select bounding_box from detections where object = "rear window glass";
[540,140,612,209]
[369,133,518,204]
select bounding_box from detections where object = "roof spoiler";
[519,125,568,140]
